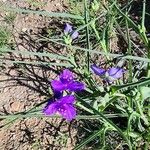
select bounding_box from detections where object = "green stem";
[84,0,91,72]
[142,0,146,29]
[91,20,100,40]
[142,0,150,77]
[136,100,149,125]
[127,112,136,146]
[147,43,150,77]
[125,11,132,83]
[125,1,133,112]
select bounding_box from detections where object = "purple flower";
[107,67,124,79]
[91,64,106,76]
[51,69,84,92]
[43,95,76,121]
[64,23,73,34]
[64,23,79,39]
[91,64,124,81]
[71,31,79,40]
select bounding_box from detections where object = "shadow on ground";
[0,20,102,150]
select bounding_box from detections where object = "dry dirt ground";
[0,0,81,149]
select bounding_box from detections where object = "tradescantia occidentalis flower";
[51,69,84,92]
[91,64,106,76]
[43,95,76,121]
[43,69,85,121]
[91,64,124,82]
[63,23,79,44]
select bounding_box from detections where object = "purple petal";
[43,101,58,115]
[71,31,79,39]
[58,104,76,121]
[107,67,124,79]
[51,80,67,91]
[68,81,85,91]
[91,64,106,76]
[59,95,75,104]
[60,69,74,83]
[64,23,73,34]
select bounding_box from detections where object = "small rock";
[10,101,24,113]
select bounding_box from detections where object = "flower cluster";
[43,69,84,121]
[91,64,124,82]
[63,23,79,44]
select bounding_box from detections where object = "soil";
[0,0,79,149]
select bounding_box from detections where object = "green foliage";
[3,12,16,24]
[0,26,11,48]
[0,0,150,149]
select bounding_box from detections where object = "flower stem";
[84,0,91,72]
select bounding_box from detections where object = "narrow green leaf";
[84,0,90,71]
[0,5,84,20]
[1,60,73,67]
[0,113,128,119]
[74,129,104,150]
[112,78,150,91]
[46,39,150,63]
[0,47,70,60]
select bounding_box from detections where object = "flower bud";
[91,0,99,12]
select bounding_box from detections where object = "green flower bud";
[91,0,99,12]
[63,35,72,45]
